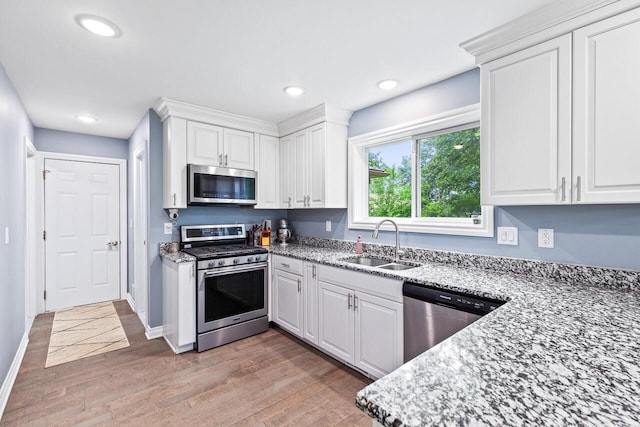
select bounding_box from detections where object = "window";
[349,104,493,237]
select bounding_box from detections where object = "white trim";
[24,137,38,327]
[277,103,353,136]
[145,325,163,340]
[460,0,640,64]
[348,104,494,238]
[163,336,194,354]
[39,152,128,306]
[132,145,149,331]
[0,331,29,420]
[153,97,280,136]
[126,292,136,312]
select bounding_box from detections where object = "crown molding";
[277,103,353,137]
[153,97,279,136]
[461,0,640,64]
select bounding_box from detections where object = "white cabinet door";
[279,135,294,208]
[303,263,318,344]
[307,124,326,208]
[293,130,308,208]
[354,291,403,378]
[481,34,572,205]
[573,9,640,204]
[255,134,279,209]
[274,269,303,338]
[317,280,354,365]
[187,121,224,166]
[223,128,254,170]
[163,117,187,208]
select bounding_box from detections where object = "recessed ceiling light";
[378,79,398,90]
[284,86,305,97]
[75,14,121,38]
[75,114,97,124]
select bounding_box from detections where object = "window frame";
[348,104,494,237]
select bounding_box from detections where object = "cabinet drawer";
[271,255,304,275]
[317,264,403,303]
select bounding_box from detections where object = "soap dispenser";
[356,235,363,254]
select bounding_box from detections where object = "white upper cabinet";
[223,128,254,170]
[573,8,640,203]
[187,122,254,170]
[465,3,640,206]
[481,34,572,205]
[163,117,188,209]
[255,134,279,209]
[279,122,349,209]
[187,121,224,166]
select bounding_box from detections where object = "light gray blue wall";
[0,63,33,396]
[34,127,128,159]
[289,68,640,271]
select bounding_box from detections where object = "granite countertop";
[158,242,196,263]
[270,243,640,426]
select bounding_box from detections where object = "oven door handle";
[202,262,268,277]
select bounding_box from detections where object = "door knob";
[107,241,119,248]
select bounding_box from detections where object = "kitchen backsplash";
[293,236,640,291]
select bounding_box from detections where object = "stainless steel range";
[181,224,269,352]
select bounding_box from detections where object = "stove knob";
[233,258,240,265]
[218,260,225,266]
[208,261,214,268]
[247,256,254,262]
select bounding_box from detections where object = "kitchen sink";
[342,256,420,271]
[342,256,391,267]
[378,263,416,271]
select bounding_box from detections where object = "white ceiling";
[0,0,558,139]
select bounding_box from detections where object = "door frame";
[132,145,149,329]
[24,137,38,329]
[38,152,128,310]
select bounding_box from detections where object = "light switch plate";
[325,220,331,232]
[163,223,173,235]
[497,226,518,245]
[538,228,554,248]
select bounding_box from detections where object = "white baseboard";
[126,293,136,312]
[0,331,29,420]
[145,325,163,340]
[163,336,194,354]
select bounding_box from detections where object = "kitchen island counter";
[270,241,640,426]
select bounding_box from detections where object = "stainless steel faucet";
[372,219,404,260]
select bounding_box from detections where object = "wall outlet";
[163,222,173,235]
[325,220,331,232]
[497,226,518,245]
[538,228,554,248]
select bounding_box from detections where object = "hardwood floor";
[2,301,372,426]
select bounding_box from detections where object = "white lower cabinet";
[272,255,403,379]
[162,259,196,353]
[318,279,403,379]
[273,269,303,338]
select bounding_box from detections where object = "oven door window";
[203,268,265,323]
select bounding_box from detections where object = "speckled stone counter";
[158,242,196,263]
[270,242,640,426]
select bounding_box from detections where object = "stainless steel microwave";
[187,164,257,205]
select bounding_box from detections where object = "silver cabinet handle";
[561,177,566,201]
[312,265,316,278]
[288,196,291,208]
[281,262,290,268]
[173,193,176,206]
[219,153,222,165]
[297,279,301,293]
[192,263,195,277]
[354,295,358,311]
[576,176,582,201]
[348,293,352,310]
[225,154,228,166]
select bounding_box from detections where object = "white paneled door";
[45,159,121,311]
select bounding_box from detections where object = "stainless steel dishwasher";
[403,282,504,363]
